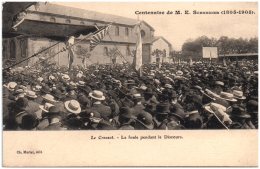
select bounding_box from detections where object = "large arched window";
[10,40,16,60]
[115,26,119,36]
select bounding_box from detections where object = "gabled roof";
[143,36,172,47]
[141,21,155,31]
[27,3,140,26]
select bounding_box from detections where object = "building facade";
[3,3,173,67]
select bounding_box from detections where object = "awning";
[3,2,97,40]
[2,2,37,34]
[4,19,97,41]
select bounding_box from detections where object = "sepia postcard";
[2,1,258,167]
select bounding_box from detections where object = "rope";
[3,41,60,70]
[107,33,130,64]
[4,26,103,71]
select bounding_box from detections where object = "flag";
[90,24,111,51]
[134,22,142,75]
[66,36,75,70]
[68,47,74,70]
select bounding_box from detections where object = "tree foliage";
[180,36,258,59]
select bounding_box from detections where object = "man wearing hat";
[5,97,30,130]
[153,103,170,129]
[15,111,39,130]
[63,99,81,120]
[142,88,158,111]
[35,85,51,104]
[185,111,203,129]
[167,104,186,129]
[131,93,146,117]
[213,81,225,95]
[50,89,67,114]
[25,91,41,118]
[78,93,92,110]
[87,90,112,120]
[118,107,136,130]
[134,112,154,130]
[79,111,103,130]
[42,106,67,130]
[3,87,14,127]
[169,91,184,112]
[233,90,247,106]
[246,100,258,128]
[230,105,255,129]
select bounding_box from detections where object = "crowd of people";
[2,59,258,130]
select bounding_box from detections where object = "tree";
[181,35,258,59]
[106,47,120,64]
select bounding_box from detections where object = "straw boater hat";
[48,75,55,81]
[7,82,17,91]
[42,94,56,103]
[89,90,105,100]
[32,85,42,92]
[176,70,183,76]
[139,85,147,91]
[215,81,224,87]
[26,91,37,99]
[218,92,237,102]
[233,90,246,100]
[204,102,227,114]
[202,89,219,101]
[37,77,44,83]
[14,88,25,96]
[39,102,54,112]
[62,74,70,81]
[165,84,173,89]
[76,81,85,87]
[64,100,81,114]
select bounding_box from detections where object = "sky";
[54,2,258,50]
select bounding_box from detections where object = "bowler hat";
[43,106,61,118]
[16,112,39,130]
[246,100,258,114]
[136,112,154,129]
[119,107,136,119]
[52,89,65,100]
[156,103,170,115]
[41,85,50,94]
[231,105,251,119]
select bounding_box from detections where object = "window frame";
[125,27,129,36]
[104,47,108,56]
[115,26,120,36]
